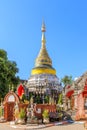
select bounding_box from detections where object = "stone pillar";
[68,99,70,110]
[74,91,78,110]
[71,95,74,110]
[62,95,68,111]
[63,98,67,110]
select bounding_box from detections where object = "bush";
[19,108,26,119]
[42,109,49,119]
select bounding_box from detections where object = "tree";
[0,49,20,99]
[61,75,73,87]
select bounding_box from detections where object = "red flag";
[17,84,24,97]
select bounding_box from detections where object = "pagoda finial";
[41,21,46,32]
[41,21,46,45]
[35,21,52,67]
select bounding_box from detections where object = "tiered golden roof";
[35,22,52,67]
[31,22,56,75]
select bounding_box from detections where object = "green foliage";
[42,109,49,119]
[19,108,26,119]
[0,49,7,60]
[29,93,33,101]
[0,107,3,117]
[61,75,73,87]
[22,94,26,102]
[58,93,63,105]
[35,95,40,104]
[0,49,20,99]
[44,95,49,103]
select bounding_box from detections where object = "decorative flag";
[17,84,25,98]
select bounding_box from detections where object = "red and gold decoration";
[65,85,74,98]
[17,84,25,99]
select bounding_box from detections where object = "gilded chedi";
[27,22,62,93]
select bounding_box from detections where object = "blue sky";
[0,0,87,80]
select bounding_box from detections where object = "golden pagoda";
[27,22,62,103]
[31,22,56,76]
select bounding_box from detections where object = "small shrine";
[4,91,20,121]
[3,84,29,121]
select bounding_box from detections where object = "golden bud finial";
[41,21,46,32]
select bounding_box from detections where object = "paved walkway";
[0,121,85,130]
[42,124,84,130]
[11,122,85,130]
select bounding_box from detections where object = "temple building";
[27,22,62,103]
[62,72,87,120]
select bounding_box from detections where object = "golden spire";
[41,21,46,47]
[35,22,52,67]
